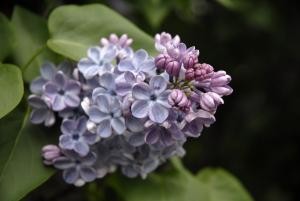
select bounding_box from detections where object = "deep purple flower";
[131,75,171,123]
[43,72,81,111]
[59,116,97,156]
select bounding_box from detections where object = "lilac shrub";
[30,32,233,186]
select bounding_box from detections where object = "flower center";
[72,134,80,140]
[58,89,65,95]
[150,94,157,101]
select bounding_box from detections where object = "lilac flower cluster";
[28,32,232,186]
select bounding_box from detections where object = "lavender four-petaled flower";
[131,75,171,123]
[53,151,97,186]
[78,45,117,79]
[59,116,97,156]
[118,49,155,81]
[88,95,126,138]
[43,72,81,111]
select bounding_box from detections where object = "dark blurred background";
[1,0,300,201]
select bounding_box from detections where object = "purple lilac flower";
[43,72,81,111]
[78,45,117,79]
[59,116,97,156]
[28,95,55,126]
[53,151,97,186]
[199,92,224,112]
[118,49,155,81]
[88,95,125,138]
[131,75,171,123]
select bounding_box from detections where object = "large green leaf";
[47,4,156,61]
[0,101,55,201]
[0,64,23,119]
[0,13,15,61]
[11,6,59,82]
[108,158,254,201]
[196,168,254,201]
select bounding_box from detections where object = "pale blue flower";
[43,72,81,111]
[53,151,97,186]
[78,45,117,79]
[59,116,97,156]
[131,75,171,123]
[28,95,55,127]
[117,49,155,80]
[88,95,125,138]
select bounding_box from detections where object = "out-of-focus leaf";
[196,168,254,201]
[0,64,23,119]
[108,158,254,201]
[11,6,59,82]
[0,101,55,201]
[47,4,155,61]
[0,13,14,61]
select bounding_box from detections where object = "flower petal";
[84,65,100,79]
[61,119,76,135]
[64,94,80,107]
[132,83,151,100]
[64,80,81,94]
[78,58,94,72]
[54,72,66,89]
[63,167,79,184]
[52,95,66,111]
[139,59,155,73]
[43,82,58,96]
[74,142,89,156]
[44,111,56,127]
[88,47,102,64]
[128,133,145,146]
[99,72,115,90]
[111,117,126,134]
[102,45,117,61]
[40,62,56,80]
[95,95,110,113]
[53,157,74,169]
[149,102,168,123]
[79,167,96,182]
[30,77,47,94]
[126,116,144,132]
[28,95,47,109]
[77,116,88,134]
[133,49,148,66]
[149,75,167,94]
[81,152,97,166]
[96,119,112,138]
[88,106,109,123]
[59,135,74,149]
[131,100,149,119]
[30,109,47,124]
[145,127,159,144]
[118,60,135,72]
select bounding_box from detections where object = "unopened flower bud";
[194,63,214,81]
[155,54,171,70]
[199,92,224,112]
[183,55,198,69]
[165,60,181,77]
[209,71,233,96]
[168,89,190,108]
[185,68,195,80]
[42,145,61,165]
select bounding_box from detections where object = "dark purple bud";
[42,144,61,165]
[185,68,195,80]
[194,63,214,81]
[165,59,181,77]
[168,89,190,111]
[183,55,198,69]
[155,54,171,70]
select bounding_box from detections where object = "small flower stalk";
[28,32,233,186]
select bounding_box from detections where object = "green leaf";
[47,4,155,61]
[108,158,254,201]
[0,13,15,61]
[0,64,23,119]
[196,168,254,201]
[11,6,59,82]
[0,101,55,201]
